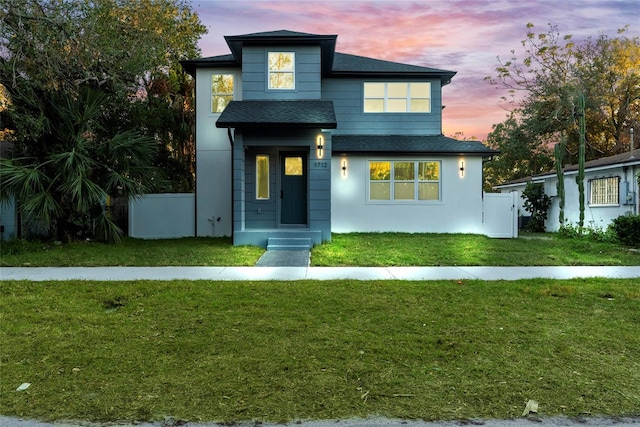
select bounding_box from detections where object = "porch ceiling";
[216,100,337,129]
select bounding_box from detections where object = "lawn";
[1,233,639,267]
[1,278,639,423]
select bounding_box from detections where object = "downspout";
[227,127,234,240]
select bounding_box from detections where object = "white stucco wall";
[194,67,240,237]
[331,155,485,234]
[498,164,639,232]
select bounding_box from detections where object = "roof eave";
[330,70,456,85]
[216,122,337,129]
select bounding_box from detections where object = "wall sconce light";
[459,160,465,177]
[316,135,324,159]
[341,159,348,176]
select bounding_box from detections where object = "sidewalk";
[2,265,640,281]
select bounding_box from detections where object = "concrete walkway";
[2,265,640,281]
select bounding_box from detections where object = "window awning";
[216,100,337,129]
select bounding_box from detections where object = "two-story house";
[180,30,498,249]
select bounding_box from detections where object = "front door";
[280,153,307,225]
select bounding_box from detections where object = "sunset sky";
[191,0,639,141]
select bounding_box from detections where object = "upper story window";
[589,176,619,206]
[369,160,440,201]
[364,82,431,113]
[268,52,295,90]
[211,73,234,113]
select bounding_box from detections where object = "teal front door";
[280,153,307,225]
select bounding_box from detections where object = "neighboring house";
[180,30,499,248]
[495,148,640,231]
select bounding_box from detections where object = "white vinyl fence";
[483,192,519,238]
[129,194,195,239]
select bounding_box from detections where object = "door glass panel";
[285,157,303,176]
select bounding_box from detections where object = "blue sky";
[191,0,639,141]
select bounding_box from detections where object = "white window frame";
[363,82,431,113]
[211,73,234,113]
[368,160,441,202]
[268,52,295,90]
[589,176,619,206]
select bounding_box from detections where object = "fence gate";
[483,192,518,238]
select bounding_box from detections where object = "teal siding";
[233,129,331,244]
[322,77,443,135]
[242,46,321,100]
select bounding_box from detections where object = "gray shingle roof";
[332,135,498,156]
[216,100,337,129]
[332,53,455,85]
[181,30,456,83]
[495,148,640,187]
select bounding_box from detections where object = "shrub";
[609,215,640,246]
[522,182,551,232]
[558,222,616,243]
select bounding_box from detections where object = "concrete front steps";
[267,237,312,251]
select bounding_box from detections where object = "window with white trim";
[364,82,431,113]
[268,52,295,89]
[211,74,234,113]
[369,161,440,201]
[589,176,619,205]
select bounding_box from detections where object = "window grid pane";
[590,177,619,205]
[268,52,295,89]
[211,74,234,113]
[370,160,440,202]
[364,82,431,113]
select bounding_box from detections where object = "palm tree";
[0,87,160,242]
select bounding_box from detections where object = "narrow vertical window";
[268,52,295,89]
[418,161,440,200]
[211,74,234,113]
[256,155,270,200]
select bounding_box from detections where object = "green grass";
[1,233,639,267]
[310,233,640,266]
[0,237,263,267]
[1,279,639,423]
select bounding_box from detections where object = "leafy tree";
[486,23,639,166]
[0,0,205,190]
[0,0,206,240]
[0,88,160,242]
[483,113,554,190]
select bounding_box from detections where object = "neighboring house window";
[589,176,619,205]
[369,160,440,201]
[211,74,234,113]
[268,52,295,89]
[256,155,270,200]
[364,82,431,113]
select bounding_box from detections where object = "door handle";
[280,190,283,199]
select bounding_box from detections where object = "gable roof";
[333,135,498,156]
[495,148,640,188]
[332,53,455,85]
[216,100,337,129]
[181,30,456,83]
